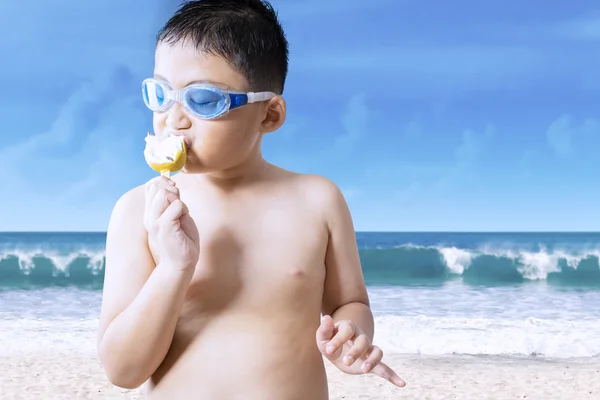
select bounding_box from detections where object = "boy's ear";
[260,96,286,134]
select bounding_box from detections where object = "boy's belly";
[144,311,329,400]
[143,210,330,398]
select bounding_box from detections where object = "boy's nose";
[165,102,192,130]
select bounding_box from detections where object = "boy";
[97,0,405,398]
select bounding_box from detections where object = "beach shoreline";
[1,351,598,399]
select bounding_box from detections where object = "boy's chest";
[179,197,329,312]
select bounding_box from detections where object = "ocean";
[1,231,600,359]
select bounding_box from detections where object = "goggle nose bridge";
[165,87,186,105]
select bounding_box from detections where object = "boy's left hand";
[316,315,406,387]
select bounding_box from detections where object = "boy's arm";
[315,177,405,387]
[97,186,192,389]
[319,180,372,339]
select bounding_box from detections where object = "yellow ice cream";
[143,132,187,175]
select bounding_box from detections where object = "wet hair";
[156,0,289,94]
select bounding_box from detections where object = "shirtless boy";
[97,0,405,398]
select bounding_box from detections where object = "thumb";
[316,314,335,344]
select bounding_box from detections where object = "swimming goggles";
[142,78,277,120]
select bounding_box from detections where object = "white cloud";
[2,69,127,162]
[546,115,574,156]
[394,182,422,201]
[0,0,167,230]
[544,114,600,157]
[0,1,158,80]
[276,115,307,139]
[404,117,423,137]
[335,93,368,153]
[387,123,495,205]
[454,123,495,169]
[581,118,600,136]
[519,148,540,178]
[293,45,542,81]
[0,65,151,231]
[554,16,600,41]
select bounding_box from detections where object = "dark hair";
[156,0,289,94]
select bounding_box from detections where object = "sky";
[1,0,600,231]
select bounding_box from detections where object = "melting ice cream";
[143,133,187,175]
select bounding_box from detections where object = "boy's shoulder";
[107,181,153,230]
[289,172,344,202]
[279,170,350,222]
[113,182,147,208]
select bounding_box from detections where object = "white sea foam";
[435,245,600,280]
[373,315,600,358]
[366,285,600,358]
[438,247,473,274]
[0,248,105,274]
[2,313,598,359]
[1,287,599,359]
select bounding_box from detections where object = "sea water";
[1,231,599,358]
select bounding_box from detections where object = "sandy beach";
[1,351,599,400]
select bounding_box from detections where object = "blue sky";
[1,0,600,231]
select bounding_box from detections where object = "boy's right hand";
[144,176,200,274]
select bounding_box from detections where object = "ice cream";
[143,132,187,176]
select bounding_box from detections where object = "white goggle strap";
[247,91,277,103]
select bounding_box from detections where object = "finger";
[154,175,176,186]
[145,178,177,211]
[343,334,370,366]
[372,361,406,388]
[159,198,189,224]
[360,346,383,373]
[161,188,180,205]
[145,181,160,212]
[148,189,171,221]
[153,179,179,195]
[151,186,179,204]
[326,320,355,356]
[316,315,336,343]
[145,176,175,195]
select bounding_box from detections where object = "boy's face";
[151,40,284,174]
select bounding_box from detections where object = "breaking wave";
[1,244,600,289]
[360,244,600,286]
[0,249,105,289]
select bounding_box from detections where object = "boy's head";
[146,0,289,175]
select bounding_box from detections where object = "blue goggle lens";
[185,88,227,117]
[142,80,166,109]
